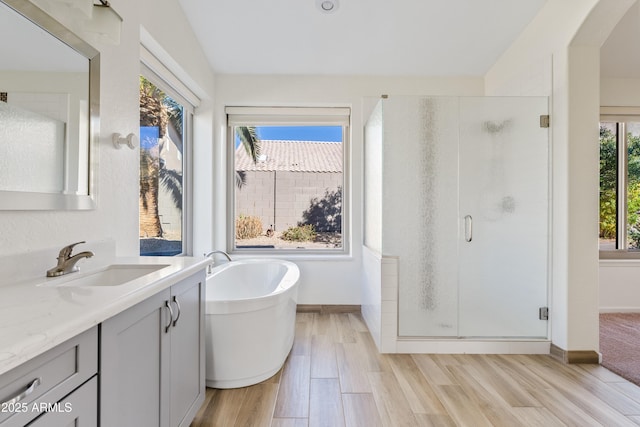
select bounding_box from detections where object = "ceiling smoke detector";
[316,0,338,13]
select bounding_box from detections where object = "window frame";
[226,106,351,256]
[600,107,640,259]
[139,62,196,256]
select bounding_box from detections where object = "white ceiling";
[177,0,547,76]
[601,1,640,79]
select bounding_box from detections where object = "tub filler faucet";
[204,250,232,274]
[205,250,232,262]
[46,241,94,277]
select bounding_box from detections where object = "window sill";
[600,250,640,261]
[229,249,353,262]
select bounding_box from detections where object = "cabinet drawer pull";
[2,377,41,406]
[172,296,181,327]
[165,300,174,333]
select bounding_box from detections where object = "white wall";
[602,78,640,106]
[600,261,640,312]
[363,100,382,253]
[0,0,214,258]
[486,0,635,354]
[213,75,483,304]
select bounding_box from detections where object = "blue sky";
[140,126,159,149]
[256,126,342,142]
[141,125,343,150]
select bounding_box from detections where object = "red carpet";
[600,313,640,386]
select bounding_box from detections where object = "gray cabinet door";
[169,273,205,427]
[100,289,171,427]
[100,271,205,427]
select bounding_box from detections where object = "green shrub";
[236,215,263,239]
[600,188,616,239]
[281,224,316,242]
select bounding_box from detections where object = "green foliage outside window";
[281,224,317,242]
[600,126,617,240]
[628,184,640,247]
[600,125,640,248]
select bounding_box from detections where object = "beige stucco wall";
[235,170,342,233]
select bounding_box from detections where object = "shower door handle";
[464,215,473,242]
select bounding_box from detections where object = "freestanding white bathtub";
[204,258,299,388]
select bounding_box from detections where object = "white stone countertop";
[0,254,210,377]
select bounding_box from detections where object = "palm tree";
[235,126,261,189]
[158,98,183,210]
[139,77,185,238]
[164,96,183,156]
[139,77,166,238]
[159,160,182,210]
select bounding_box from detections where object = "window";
[600,109,640,255]
[139,70,194,256]
[227,107,350,254]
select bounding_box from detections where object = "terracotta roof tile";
[235,140,342,172]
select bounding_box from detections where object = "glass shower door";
[457,97,548,338]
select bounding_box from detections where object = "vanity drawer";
[27,376,97,427]
[0,326,98,427]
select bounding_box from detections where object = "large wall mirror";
[0,0,99,210]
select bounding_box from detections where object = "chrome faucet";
[46,241,94,277]
[204,250,232,274]
[204,250,232,262]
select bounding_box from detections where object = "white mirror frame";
[0,0,99,210]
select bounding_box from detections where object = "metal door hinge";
[540,115,550,128]
[539,307,549,320]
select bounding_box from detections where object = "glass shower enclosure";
[364,96,549,338]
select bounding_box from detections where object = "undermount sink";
[39,264,171,287]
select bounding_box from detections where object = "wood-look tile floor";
[191,312,640,426]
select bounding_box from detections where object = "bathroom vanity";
[0,1,207,424]
[101,271,205,427]
[0,245,208,427]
